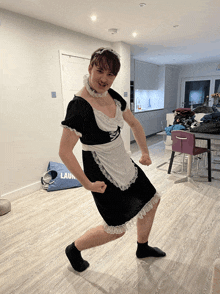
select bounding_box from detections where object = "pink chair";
[168,130,211,182]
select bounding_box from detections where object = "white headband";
[95,48,120,60]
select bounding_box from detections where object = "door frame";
[59,50,90,115]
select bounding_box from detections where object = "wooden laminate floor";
[1,136,220,294]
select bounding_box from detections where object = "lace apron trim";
[82,135,137,191]
[103,192,161,234]
[92,151,138,191]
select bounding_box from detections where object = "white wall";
[0,9,130,198]
[112,42,131,154]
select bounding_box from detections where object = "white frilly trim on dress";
[83,135,137,191]
[103,192,161,234]
[61,124,82,137]
[92,150,138,191]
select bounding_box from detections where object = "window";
[214,79,220,93]
[184,80,210,108]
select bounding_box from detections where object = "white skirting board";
[1,182,42,201]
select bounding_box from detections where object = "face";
[88,64,116,94]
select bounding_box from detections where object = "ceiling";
[1,0,220,65]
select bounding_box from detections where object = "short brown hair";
[90,48,121,76]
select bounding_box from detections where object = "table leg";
[195,137,214,181]
[207,139,212,182]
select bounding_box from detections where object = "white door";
[60,52,90,167]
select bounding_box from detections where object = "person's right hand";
[89,181,107,193]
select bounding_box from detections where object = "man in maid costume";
[59,47,166,272]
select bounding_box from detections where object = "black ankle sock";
[136,241,166,258]
[65,242,89,272]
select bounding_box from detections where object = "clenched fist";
[139,153,152,166]
[89,181,107,193]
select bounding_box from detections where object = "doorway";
[59,51,90,167]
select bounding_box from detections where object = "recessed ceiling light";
[132,32,137,37]
[91,15,97,21]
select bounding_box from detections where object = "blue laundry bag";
[41,161,82,191]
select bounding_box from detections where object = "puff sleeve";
[61,98,85,137]
[108,88,127,111]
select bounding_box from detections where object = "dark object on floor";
[0,199,11,216]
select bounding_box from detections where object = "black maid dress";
[61,88,160,234]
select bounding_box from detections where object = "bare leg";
[136,199,166,258]
[65,225,125,272]
[75,225,125,251]
[137,199,160,243]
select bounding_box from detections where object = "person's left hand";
[139,154,152,166]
